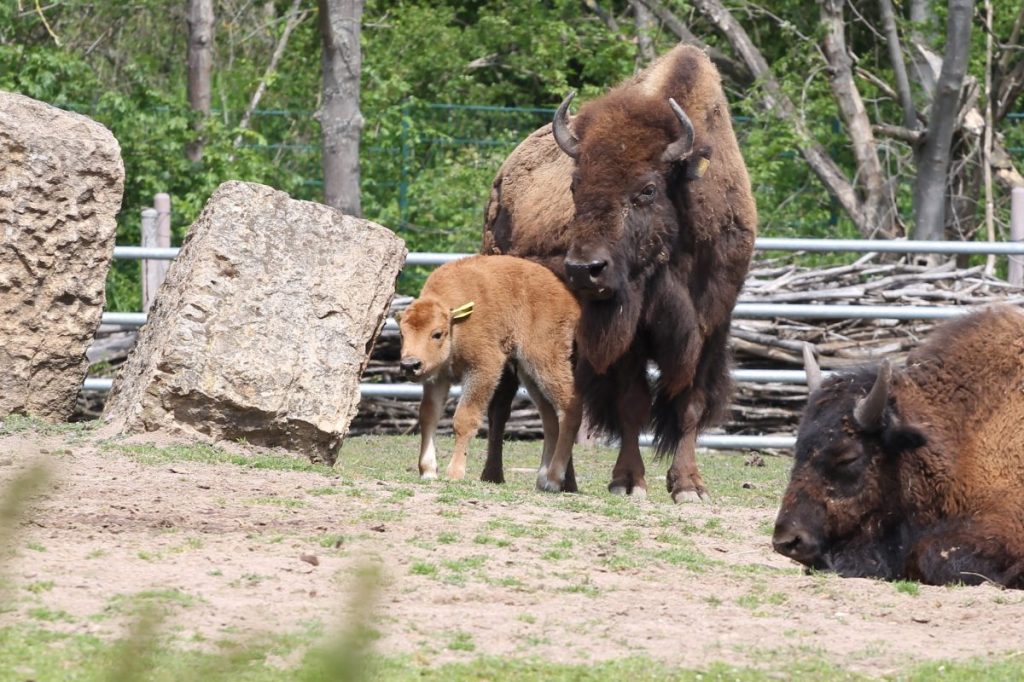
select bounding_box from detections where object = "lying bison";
[397,255,581,491]
[483,44,757,502]
[773,306,1024,588]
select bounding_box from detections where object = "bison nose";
[565,258,610,295]
[399,357,422,376]
[772,521,821,565]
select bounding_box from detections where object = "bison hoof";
[480,471,505,485]
[536,467,564,493]
[536,476,563,493]
[608,481,647,498]
[671,488,709,504]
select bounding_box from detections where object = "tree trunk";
[186,0,215,162]
[820,0,896,238]
[318,0,364,217]
[912,0,974,241]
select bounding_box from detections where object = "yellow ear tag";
[450,301,474,321]
[693,157,710,178]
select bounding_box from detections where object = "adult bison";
[482,45,757,502]
[773,306,1024,588]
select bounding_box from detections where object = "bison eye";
[633,184,657,206]
[833,451,862,469]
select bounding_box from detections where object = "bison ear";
[882,419,927,456]
[450,301,474,323]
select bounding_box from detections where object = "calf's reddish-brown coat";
[483,44,757,502]
[398,255,581,491]
[774,306,1024,587]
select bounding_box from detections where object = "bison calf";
[774,305,1024,588]
[398,255,581,492]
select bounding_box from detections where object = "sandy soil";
[2,427,1023,676]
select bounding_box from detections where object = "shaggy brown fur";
[774,305,1024,588]
[398,255,581,492]
[482,44,757,502]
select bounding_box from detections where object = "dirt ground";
[2,425,1023,677]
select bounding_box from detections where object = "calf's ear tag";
[687,157,710,179]
[450,301,474,321]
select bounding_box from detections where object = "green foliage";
[5,0,1024,306]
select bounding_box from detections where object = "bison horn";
[802,343,823,394]
[553,91,580,159]
[662,97,695,162]
[854,360,892,432]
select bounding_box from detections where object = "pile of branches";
[80,254,1023,439]
[727,254,1024,435]
[354,254,1024,439]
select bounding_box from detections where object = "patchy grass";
[101,441,337,475]
[0,414,97,438]
[894,580,921,597]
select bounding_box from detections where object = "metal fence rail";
[93,238,1024,450]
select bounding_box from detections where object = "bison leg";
[447,364,503,481]
[522,369,580,494]
[608,369,650,498]
[481,365,519,485]
[906,522,1024,588]
[417,378,451,479]
[666,402,709,504]
[543,394,581,494]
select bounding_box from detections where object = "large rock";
[103,181,406,463]
[0,92,125,420]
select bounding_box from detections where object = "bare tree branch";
[635,0,752,85]
[878,0,917,130]
[995,7,1024,121]
[631,0,656,68]
[913,0,974,241]
[983,0,996,274]
[234,0,307,147]
[583,0,621,35]
[691,0,868,234]
[820,0,895,237]
[873,123,923,144]
[908,0,938,101]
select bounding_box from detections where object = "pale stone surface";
[0,91,125,420]
[103,181,406,463]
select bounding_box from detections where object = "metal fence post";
[140,193,172,313]
[140,208,159,312]
[1011,187,1024,287]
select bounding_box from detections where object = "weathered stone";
[0,91,125,420]
[103,181,406,463]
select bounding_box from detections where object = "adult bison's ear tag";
[450,301,474,322]
[687,157,710,180]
